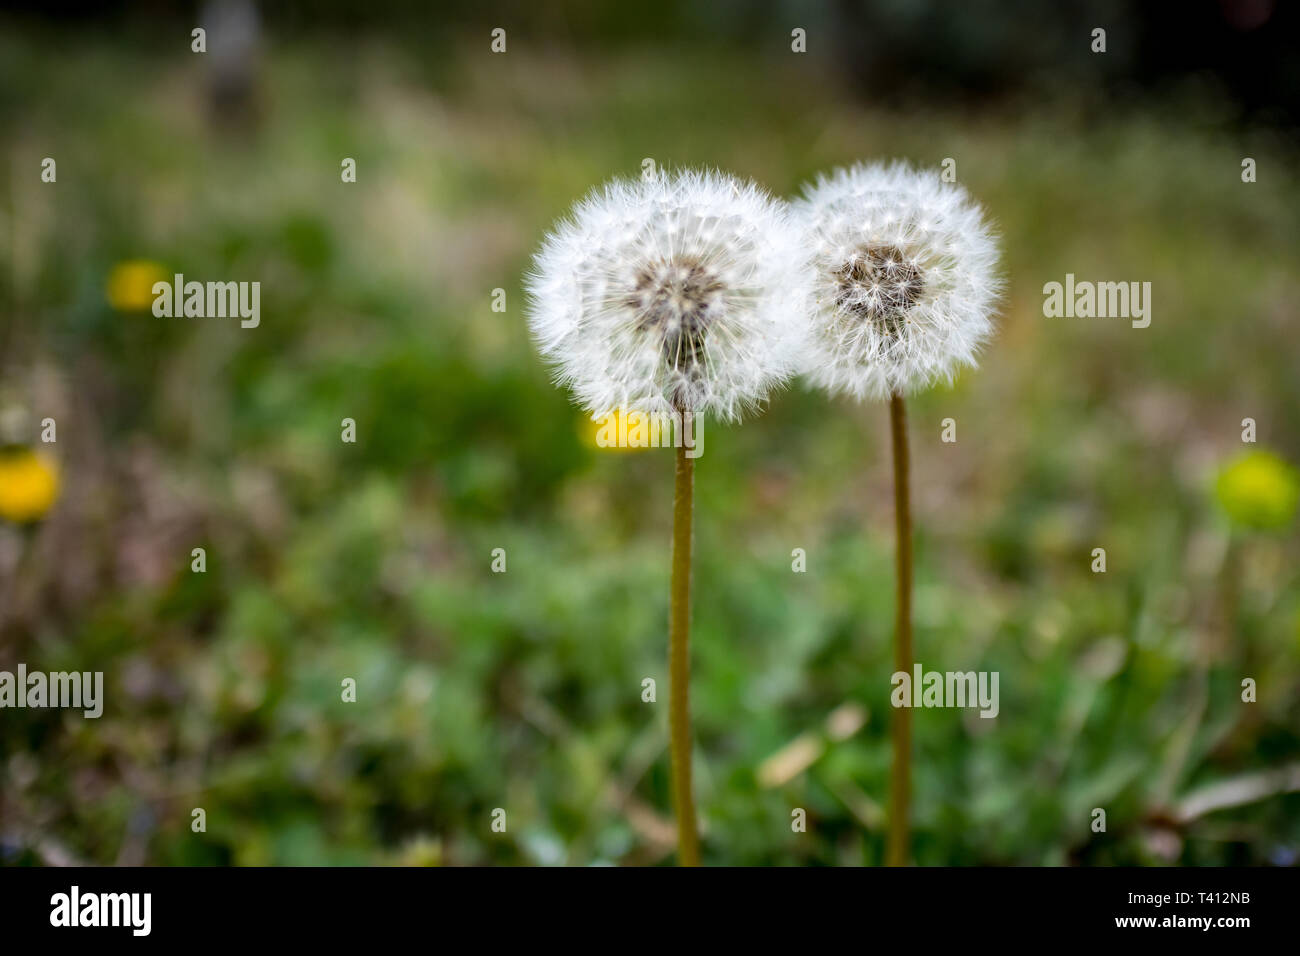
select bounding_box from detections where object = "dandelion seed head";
[526,169,808,423]
[794,161,1002,401]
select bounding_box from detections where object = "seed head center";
[834,244,924,334]
[628,257,723,371]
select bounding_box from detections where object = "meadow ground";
[1,29,1298,865]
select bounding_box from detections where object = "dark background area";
[5,1,1299,123]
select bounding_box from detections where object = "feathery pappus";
[526,168,809,423]
[793,161,1001,401]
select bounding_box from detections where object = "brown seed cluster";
[833,243,924,336]
[627,257,723,373]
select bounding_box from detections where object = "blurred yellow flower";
[1214,449,1300,531]
[581,409,652,453]
[106,259,167,311]
[0,449,61,524]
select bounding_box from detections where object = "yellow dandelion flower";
[0,448,61,524]
[1215,449,1300,531]
[580,409,662,453]
[106,259,168,312]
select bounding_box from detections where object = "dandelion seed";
[793,160,1002,867]
[525,168,809,866]
[526,168,807,423]
[794,161,1000,401]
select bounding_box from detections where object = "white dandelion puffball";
[793,161,1001,401]
[526,169,808,423]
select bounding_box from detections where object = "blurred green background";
[1,2,1298,866]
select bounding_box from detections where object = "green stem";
[669,435,700,866]
[887,392,913,867]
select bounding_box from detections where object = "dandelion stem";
[887,391,913,867]
[669,433,701,866]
